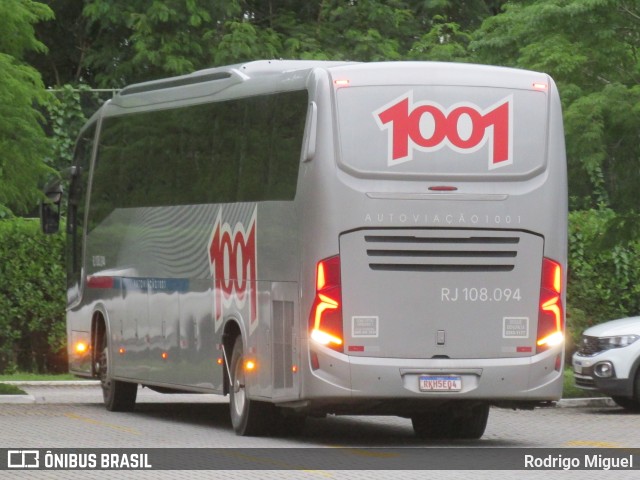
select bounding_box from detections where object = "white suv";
[572,316,640,410]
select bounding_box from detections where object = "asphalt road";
[1,383,638,480]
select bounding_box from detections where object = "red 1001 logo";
[208,208,258,331]
[374,91,513,170]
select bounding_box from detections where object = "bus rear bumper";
[296,346,563,414]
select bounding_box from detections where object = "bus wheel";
[450,404,490,439]
[411,404,489,439]
[229,336,271,436]
[411,410,453,439]
[98,334,137,412]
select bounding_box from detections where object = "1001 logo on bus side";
[208,208,258,331]
[374,92,513,170]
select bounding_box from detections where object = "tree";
[0,0,54,216]
[471,0,640,215]
[81,0,246,87]
[26,0,90,87]
[9,0,640,348]
[471,0,640,331]
[67,1,507,86]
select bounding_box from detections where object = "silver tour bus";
[41,60,567,438]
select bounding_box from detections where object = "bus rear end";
[298,62,567,437]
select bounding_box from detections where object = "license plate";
[574,363,582,374]
[419,375,462,392]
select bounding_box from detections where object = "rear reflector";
[310,351,320,370]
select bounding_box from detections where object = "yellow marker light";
[292,365,298,373]
[216,358,224,365]
[244,360,256,371]
[161,352,168,360]
[75,342,88,354]
[118,347,126,355]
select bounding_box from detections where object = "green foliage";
[0,0,55,215]
[562,367,605,399]
[25,0,88,86]
[82,0,242,86]
[471,0,640,215]
[0,372,78,381]
[564,84,640,213]
[0,0,52,58]
[214,21,282,65]
[0,218,66,374]
[408,15,473,61]
[43,85,101,172]
[567,208,640,342]
[0,384,27,395]
[77,0,495,85]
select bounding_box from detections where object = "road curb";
[0,381,618,407]
[0,394,36,404]
[1,380,100,386]
[556,397,617,408]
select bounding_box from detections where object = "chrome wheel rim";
[232,356,245,416]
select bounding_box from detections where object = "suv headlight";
[597,335,639,350]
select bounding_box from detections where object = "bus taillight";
[536,258,564,353]
[309,256,343,352]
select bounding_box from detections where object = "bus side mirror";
[40,181,63,234]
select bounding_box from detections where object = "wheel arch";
[630,353,640,398]
[90,304,111,378]
[221,318,243,395]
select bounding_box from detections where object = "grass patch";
[0,372,83,382]
[0,383,27,395]
[562,367,605,398]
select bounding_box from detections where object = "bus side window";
[66,126,95,303]
[91,90,308,213]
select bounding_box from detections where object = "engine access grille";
[365,233,520,273]
[339,228,543,359]
[272,300,294,389]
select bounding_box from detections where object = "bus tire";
[229,336,272,436]
[411,410,453,439]
[98,334,137,412]
[450,404,490,439]
[411,404,489,439]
